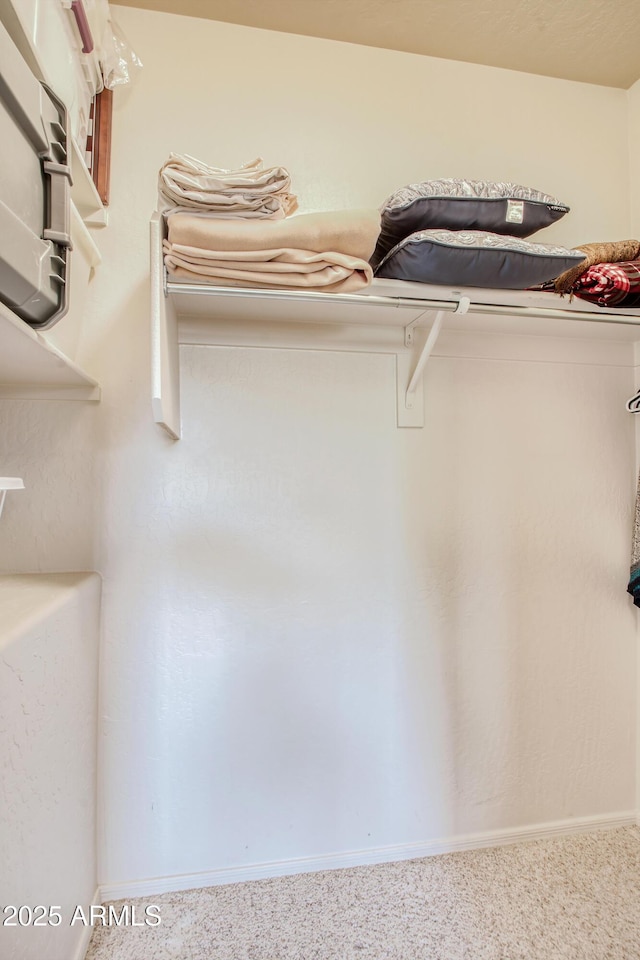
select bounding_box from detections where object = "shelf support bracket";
[404,310,430,347]
[397,296,470,428]
[0,478,25,519]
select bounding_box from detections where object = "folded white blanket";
[163,209,381,293]
[164,242,373,293]
[158,154,298,219]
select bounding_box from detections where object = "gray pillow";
[374,229,586,289]
[371,179,570,269]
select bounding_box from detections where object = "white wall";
[1,5,638,892]
[0,573,101,960]
[0,399,100,573]
[630,79,640,236]
[110,8,630,242]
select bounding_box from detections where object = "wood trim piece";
[91,88,112,206]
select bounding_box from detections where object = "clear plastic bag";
[99,17,143,89]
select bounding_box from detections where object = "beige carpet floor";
[86,826,640,960]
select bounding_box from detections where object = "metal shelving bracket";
[397,296,470,428]
[0,477,24,518]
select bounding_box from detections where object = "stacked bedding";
[161,161,634,298]
[164,209,381,293]
[159,154,298,219]
[160,153,380,293]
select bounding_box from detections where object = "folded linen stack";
[164,209,381,294]
[158,154,298,220]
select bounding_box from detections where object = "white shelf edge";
[0,478,24,490]
[151,213,180,439]
[166,279,640,326]
[0,383,100,400]
[0,300,100,402]
[0,477,24,519]
[70,140,107,226]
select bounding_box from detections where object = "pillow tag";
[506,200,524,224]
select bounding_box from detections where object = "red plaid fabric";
[570,258,640,307]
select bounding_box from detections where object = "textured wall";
[99,343,638,886]
[95,6,637,886]
[0,400,100,573]
[630,79,640,236]
[1,5,638,890]
[0,573,101,960]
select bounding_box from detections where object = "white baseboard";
[72,887,101,960]
[99,811,637,902]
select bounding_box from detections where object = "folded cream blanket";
[166,209,380,257]
[159,154,298,219]
[164,243,373,293]
[163,209,381,293]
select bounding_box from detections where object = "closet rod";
[166,282,640,328]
